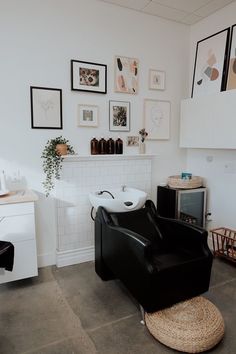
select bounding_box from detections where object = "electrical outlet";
[224,162,236,174]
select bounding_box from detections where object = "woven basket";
[167,175,203,189]
[145,297,224,353]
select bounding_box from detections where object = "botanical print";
[112,105,127,127]
[114,56,138,94]
[144,99,170,140]
[79,68,99,87]
[191,29,230,97]
[226,25,236,90]
[31,87,62,129]
[109,100,130,131]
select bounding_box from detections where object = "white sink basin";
[89,187,147,212]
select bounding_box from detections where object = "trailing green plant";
[41,136,75,197]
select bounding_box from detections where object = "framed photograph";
[71,60,107,94]
[109,100,130,132]
[30,86,62,129]
[127,136,139,147]
[144,99,170,140]
[226,24,236,90]
[191,28,230,98]
[78,104,98,127]
[114,56,139,94]
[149,69,165,90]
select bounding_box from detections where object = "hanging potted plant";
[41,136,75,196]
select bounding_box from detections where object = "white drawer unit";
[0,191,38,284]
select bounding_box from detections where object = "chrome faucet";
[121,185,126,192]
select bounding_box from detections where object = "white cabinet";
[180,89,236,149]
[0,191,38,284]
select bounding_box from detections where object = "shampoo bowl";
[89,187,147,212]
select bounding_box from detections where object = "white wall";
[187,2,236,230]
[0,0,189,266]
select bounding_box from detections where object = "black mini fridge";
[157,185,207,227]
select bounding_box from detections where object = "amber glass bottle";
[107,138,115,154]
[115,137,123,154]
[90,137,98,155]
[98,137,107,154]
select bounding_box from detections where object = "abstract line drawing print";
[39,99,55,120]
[31,86,62,129]
[150,106,164,136]
[144,99,170,140]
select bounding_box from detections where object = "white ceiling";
[98,0,235,25]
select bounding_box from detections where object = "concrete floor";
[0,258,235,354]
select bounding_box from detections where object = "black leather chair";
[95,200,213,313]
[0,241,14,271]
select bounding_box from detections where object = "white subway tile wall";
[55,157,152,258]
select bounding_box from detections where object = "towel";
[0,241,14,271]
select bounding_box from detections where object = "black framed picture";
[191,28,230,98]
[71,60,107,94]
[30,86,63,129]
[109,100,130,132]
[226,24,236,90]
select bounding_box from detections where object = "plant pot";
[56,144,68,156]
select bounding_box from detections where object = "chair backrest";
[108,207,164,247]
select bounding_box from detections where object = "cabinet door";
[0,213,38,283]
[0,239,38,283]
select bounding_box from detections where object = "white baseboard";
[37,252,56,268]
[56,246,95,268]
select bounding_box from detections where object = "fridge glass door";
[178,189,206,227]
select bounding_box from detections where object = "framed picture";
[30,86,62,129]
[109,100,130,132]
[114,56,139,94]
[144,99,170,140]
[149,69,165,90]
[127,136,139,147]
[78,104,98,127]
[226,24,236,90]
[71,60,107,94]
[191,28,230,98]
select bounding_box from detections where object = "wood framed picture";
[226,24,236,90]
[71,60,107,94]
[191,28,230,98]
[114,56,139,94]
[144,99,170,140]
[109,100,130,132]
[78,104,98,127]
[30,86,62,129]
[149,69,165,90]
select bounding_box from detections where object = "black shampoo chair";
[95,200,213,313]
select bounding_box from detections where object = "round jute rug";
[145,296,224,353]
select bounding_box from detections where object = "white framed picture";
[114,56,139,94]
[149,69,165,90]
[78,104,98,127]
[144,99,170,140]
[109,100,130,132]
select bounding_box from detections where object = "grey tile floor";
[0,258,235,354]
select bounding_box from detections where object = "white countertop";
[0,189,38,205]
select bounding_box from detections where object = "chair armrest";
[156,215,210,254]
[103,225,155,274]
